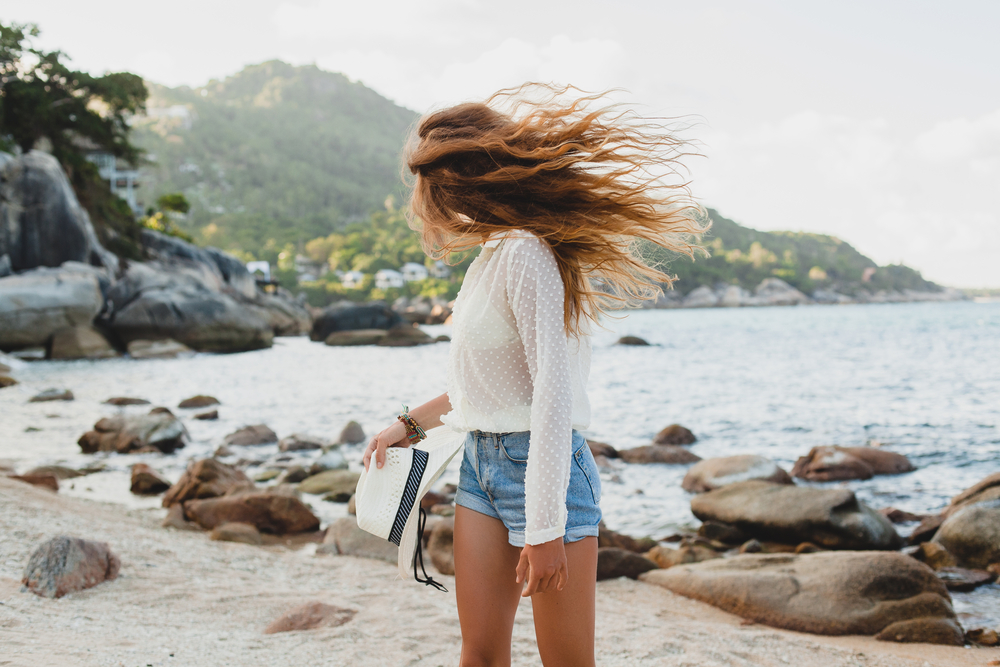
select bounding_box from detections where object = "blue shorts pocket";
[498,432,529,464]
[572,436,602,505]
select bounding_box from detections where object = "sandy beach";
[2,477,995,667]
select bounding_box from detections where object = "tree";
[0,21,147,168]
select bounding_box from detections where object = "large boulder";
[791,446,915,481]
[653,424,697,445]
[318,517,398,562]
[618,445,701,465]
[0,151,117,274]
[162,458,252,507]
[932,499,1000,569]
[945,472,1000,517]
[641,551,962,645]
[0,263,106,350]
[223,424,278,446]
[682,285,719,308]
[48,324,119,359]
[682,455,793,493]
[101,259,273,353]
[22,536,121,599]
[183,492,320,534]
[298,469,360,496]
[597,548,658,580]
[310,301,402,341]
[753,278,810,306]
[78,408,188,454]
[130,463,171,495]
[690,481,902,550]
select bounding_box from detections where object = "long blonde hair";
[405,84,709,334]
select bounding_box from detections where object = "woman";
[363,85,705,667]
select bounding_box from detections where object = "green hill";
[131,61,418,254]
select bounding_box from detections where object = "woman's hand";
[515,537,568,597]
[362,420,409,471]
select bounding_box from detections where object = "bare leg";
[454,505,524,667]
[529,536,598,667]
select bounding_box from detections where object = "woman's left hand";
[515,537,568,597]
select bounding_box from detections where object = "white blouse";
[440,230,592,546]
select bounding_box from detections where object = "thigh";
[530,536,598,667]
[454,505,525,667]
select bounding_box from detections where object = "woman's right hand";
[362,420,409,471]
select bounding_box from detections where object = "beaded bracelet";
[397,404,427,444]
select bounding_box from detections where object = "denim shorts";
[455,429,602,547]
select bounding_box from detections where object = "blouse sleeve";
[504,239,574,546]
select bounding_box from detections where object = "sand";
[1,477,996,667]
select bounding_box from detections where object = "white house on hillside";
[341,271,365,289]
[401,262,429,282]
[375,269,404,289]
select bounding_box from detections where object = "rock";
[184,493,320,534]
[616,336,649,346]
[753,278,810,306]
[29,388,74,402]
[682,455,793,493]
[347,494,356,515]
[319,517,398,563]
[210,522,263,546]
[298,469,360,496]
[587,440,618,459]
[9,474,59,491]
[0,151,118,273]
[254,469,281,483]
[932,499,1000,569]
[195,409,219,421]
[162,458,253,507]
[103,396,151,406]
[0,375,17,387]
[935,567,995,592]
[718,284,752,307]
[875,618,965,646]
[946,472,1000,516]
[263,602,356,634]
[376,325,434,347]
[178,394,220,409]
[682,285,719,308]
[161,503,200,531]
[791,446,915,481]
[310,448,347,473]
[130,463,171,495]
[23,465,85,480]
[430,503,455,516]
[338,421,366,445]
[127,338,193,359]
[278,433,327,452]
[795,542,824,554]
[78,408,187,454]
[597,548,658,580]
[653,424,697,445]
[277,466,310,484]
[224,424,277,446]
[324,329,388,346]
[908,514,945,545]
[420,491,449,510]
[310,301,402,341]
[646,543,722,568]
[697,521,749,545]
[427,517,455,575]
[597,525,658,553]
[102,258,273,353]
[910,541,957,570]
[967,628,1000,647]
[48,325,119,359]
[690,480,902,550]
[641,551,962,644]
[0,263,107,350]
[618,445,701,464]
[878,507,927,524]
[739,539,763,554]
[21,536,121,599]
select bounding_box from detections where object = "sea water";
[2,300,998,627]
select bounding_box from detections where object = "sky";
[7,0,1000,287]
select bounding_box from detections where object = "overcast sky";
[8,1,999,287]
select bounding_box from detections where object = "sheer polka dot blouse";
[440,230,592,546]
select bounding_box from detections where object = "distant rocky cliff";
[0,150,311,358]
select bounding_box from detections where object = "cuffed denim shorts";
[455,429,602,547]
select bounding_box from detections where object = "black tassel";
[414,506,448,592]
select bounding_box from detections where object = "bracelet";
[397,404,427,444]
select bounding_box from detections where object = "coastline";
[2,477,994,667]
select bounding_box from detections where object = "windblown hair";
[405,84,709,335]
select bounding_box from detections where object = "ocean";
[2,300,998,627]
